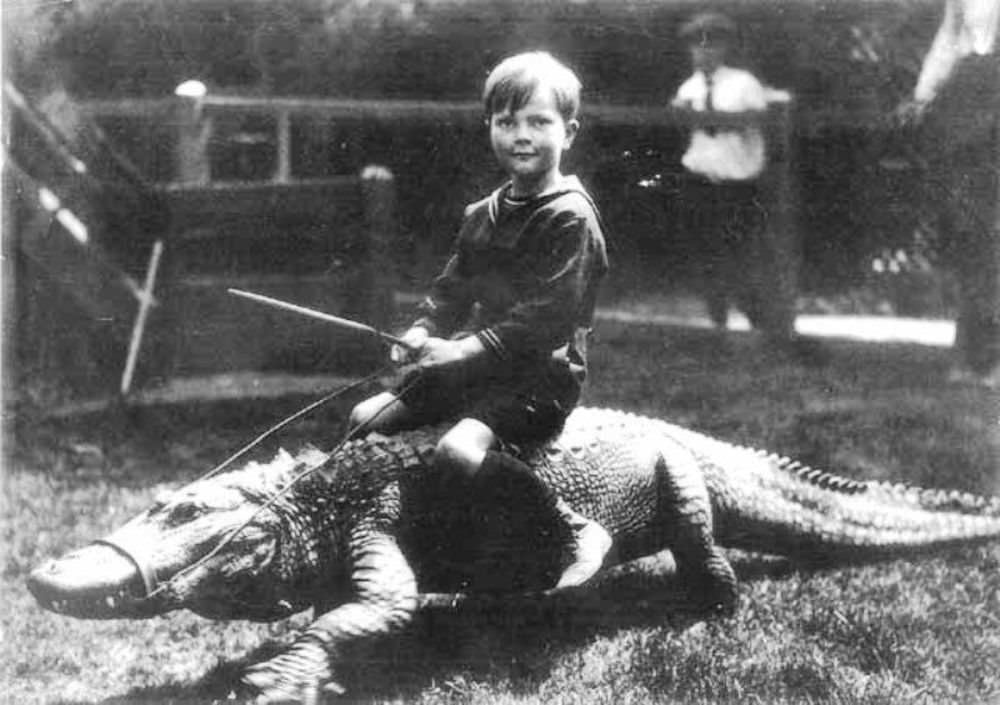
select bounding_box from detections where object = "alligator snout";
[27,544,149,619]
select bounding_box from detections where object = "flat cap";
[678,11,738,42]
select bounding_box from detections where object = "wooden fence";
[8,87,804,405]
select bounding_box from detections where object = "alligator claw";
[241,636,344,703]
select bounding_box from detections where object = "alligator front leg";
[654,438,739,615]
[242,531,418,703]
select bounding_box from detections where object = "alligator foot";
[679,551,739,618]
[241,634,345,704]
[679,576,738,617]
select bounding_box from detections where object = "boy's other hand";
[390,327,430,364]
[416,336,486,370]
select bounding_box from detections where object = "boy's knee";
[435,421,494,478]
[434,437,479,477]
[348,393,405,435]
[346,404,375,440]
[348,404,364,427]
[348,401,375,430]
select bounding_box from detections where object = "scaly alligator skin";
[27,407,1000,702]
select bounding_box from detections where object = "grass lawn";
[3,321,999,704]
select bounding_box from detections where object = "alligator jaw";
[27,543,156,619]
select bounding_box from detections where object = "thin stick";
[228,288,411,348]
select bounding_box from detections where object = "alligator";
[27,406,1000,703]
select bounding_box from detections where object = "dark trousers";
[681,175,794,341]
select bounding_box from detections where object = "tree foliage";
[4,0,956,302]
[7,0,942,113]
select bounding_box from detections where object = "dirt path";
[594,292,955,347]
[399,290,956,347]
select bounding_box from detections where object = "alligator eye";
[164,503,200,526]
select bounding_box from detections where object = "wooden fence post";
[175,98,210,186]
[358,164,398,330]
[759,90,801,342]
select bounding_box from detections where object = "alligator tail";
[710,448,1000,562]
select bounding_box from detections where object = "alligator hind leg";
[653,442,738,616]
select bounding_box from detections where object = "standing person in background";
[671,12,805,356]
[897,0,999,386]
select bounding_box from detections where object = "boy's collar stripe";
[480,175,600,250]
[488,175,590,219]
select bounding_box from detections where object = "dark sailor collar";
[484,175,594,249]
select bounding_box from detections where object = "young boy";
[349,51,611,590]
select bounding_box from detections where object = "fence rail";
[80,90,881,134]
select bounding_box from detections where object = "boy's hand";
[390,327,429,364]
[416,336,486,370]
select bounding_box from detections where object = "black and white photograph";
[3,0,998,702]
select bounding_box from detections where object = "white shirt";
[675,65,768,183]
[915,0,999,101]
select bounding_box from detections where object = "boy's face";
[489,85,578,197]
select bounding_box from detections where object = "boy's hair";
[483,51,582,122]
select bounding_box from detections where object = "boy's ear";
[564,119,580,148]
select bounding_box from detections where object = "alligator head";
[27,447,332,622]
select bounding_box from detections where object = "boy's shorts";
[393,361,580,445]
